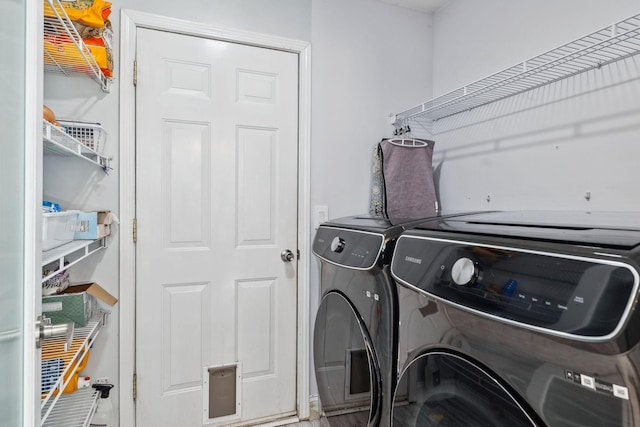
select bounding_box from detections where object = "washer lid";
[408,211,640,249]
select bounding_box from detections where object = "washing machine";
[388,211,640,427]
[312,214,470,427]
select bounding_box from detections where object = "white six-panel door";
[135,28,299,426]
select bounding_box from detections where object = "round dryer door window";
[314,292,380,426]
[393,352,538,427]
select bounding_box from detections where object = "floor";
[281,421,326,427]
[280,414,364,427]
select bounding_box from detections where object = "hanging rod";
[394,12,640,124]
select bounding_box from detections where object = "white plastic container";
[42,211,79,251]
[57,121,107,154]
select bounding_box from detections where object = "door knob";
[35,316,74,351]
[281,249,296,262]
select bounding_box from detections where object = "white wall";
[427,0,640,212]
[309,0,433,397]
[311,0,433,220]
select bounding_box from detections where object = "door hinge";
[133,373,137,400]
[133,60,138,87]
[133,218,137,243]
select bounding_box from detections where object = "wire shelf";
[43,0,111,91]
[42,239,106,284]
[43,120,110,170]
[41,317,104,423]
[394,12,640,125]
[42,387,100,427]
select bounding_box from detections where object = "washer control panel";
[391,235,638,339]
[313,226,385,269]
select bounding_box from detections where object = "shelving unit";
[41,316,105,424]
[43,0,111,91]
[40,0,115,425]
[393,12,640,126]
[42,387,100,427]
[40,116,111,424]
[42,239,107,283]
[43,120,110,171]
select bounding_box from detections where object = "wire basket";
[57,121,107,154]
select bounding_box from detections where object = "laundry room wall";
[309,0,433,399]
[310,0,434,220]
[427,0,640,212]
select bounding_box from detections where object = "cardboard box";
[42,283,118,327]
[74,210,112,240]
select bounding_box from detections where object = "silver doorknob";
[281,249,296,262]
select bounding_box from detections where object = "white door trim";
[119,10,311,426]
[25,0,44,425]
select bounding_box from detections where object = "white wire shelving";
[41,3,113,425]
[42,239,107,283]
[42,387,100,427]
[41,315,106,425]
[43,0,111,91]
[393,12,640,126]
[43,120,110,171]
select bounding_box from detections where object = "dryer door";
[393,351,539,427]
[314,292,381,426]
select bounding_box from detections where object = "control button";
[501,279,518,297]
[331,236,346,253]
[451,257,479,286]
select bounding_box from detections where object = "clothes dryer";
[389,211,640,427]
[312,214,469,427]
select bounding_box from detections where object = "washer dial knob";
[331,236,346,253]
[451,257,479,286]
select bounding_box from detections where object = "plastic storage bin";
[57,121,107,154]
[43,211,79,251]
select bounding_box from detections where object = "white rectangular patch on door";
[236,126,276,246]
[237,69,277,104]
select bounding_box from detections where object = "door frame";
[119,10,311,426]
[25,0,43,425]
